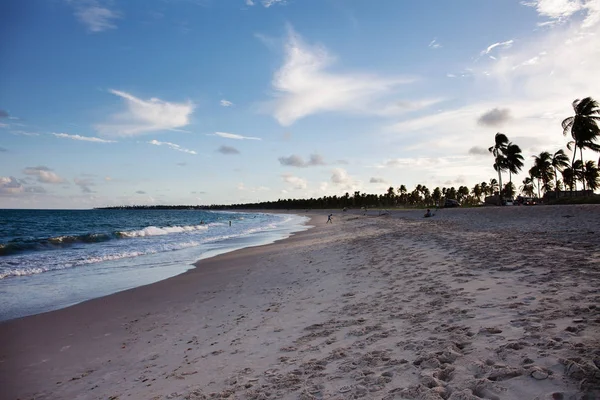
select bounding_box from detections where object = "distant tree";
[432,187,442,205]
[489,178,499,195]
[480,181,489,197]
[504,142,524,186]
[551,149,570,192]
[503,182,516,199]
[520,177,535,197]
[562,97,600,191]
[583,160,600,191]
[471,184,482,202]
[489,133,509,198]
[457,186,470,203]
[532,152,555,196]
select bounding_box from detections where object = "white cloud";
[68,0,121,33]
[331,168,351,185]
[268,27,413,126]
[246,0,255,5]
[52,133,116,143]
[0,177,24,195]
[278,153,326,167]
[96,89,194,136]
[428,38,442,49]
[23,166,65,184]
[263,0,286,7]
[148,139,197,155]
[480,39,514,55]
[220,99,234,107]
[522,0,600,27]
[282,174,307,189]
[213,131,261,140]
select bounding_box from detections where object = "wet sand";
[1,205,599,400]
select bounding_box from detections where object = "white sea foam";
[118,224,208,238]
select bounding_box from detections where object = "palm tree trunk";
[497,169,503,201]
[537,178,541,199]
[572,147,577,195]
[580,147,586,192]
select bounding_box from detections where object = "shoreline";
[0,211,310,322]
[1,206,599,399]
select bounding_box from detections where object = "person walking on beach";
[326,214,333,224]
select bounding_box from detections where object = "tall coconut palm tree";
[532,152,555,196]
[489,133,509,197]
[504,142,524,187]
[562,97,600,191]
[583,160,599,191]
[529,165,541,199]
[551,149,570,192]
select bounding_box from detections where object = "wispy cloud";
[428,38,442,49]
[23,166,65,184]
[268,27,413,126]
[0,110,9,118]
[369,177,386,183]
[148,139,197,154]
[96,90,194,136]
[217,145,240,155]
[220,99,234,107]
[67,0,121,33]
[74,178,95,193]
[480,39,514,55]
[522,0,600,27]
[213,131,261,140]
[263,0,286,7]
[278,154,325,167]
[52,132,116,143]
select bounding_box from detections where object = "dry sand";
[1,205,599,400]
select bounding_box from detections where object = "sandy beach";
[1,205,599,400]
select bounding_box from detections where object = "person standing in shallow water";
[229,220,231,227]
[326,214,333,224]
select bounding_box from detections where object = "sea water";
[0,209,309,321]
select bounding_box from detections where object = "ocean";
[0,209,309,321]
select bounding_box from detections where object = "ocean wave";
[1,225,210,256]
[116,225,208,238]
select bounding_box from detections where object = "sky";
[1,0,599,208]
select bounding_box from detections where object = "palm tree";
[471,184,482,202]
[583,160,599,191]
[489,133,509,198]
[480,181,489,197]
[562,97,600,191]
[562,167,575,191]
[489,178,499,195]
[532,152,555,197]
[504,142,524,188]
[520,177,535,197]
[551,149,570,192]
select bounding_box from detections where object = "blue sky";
[1,0,599,208]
